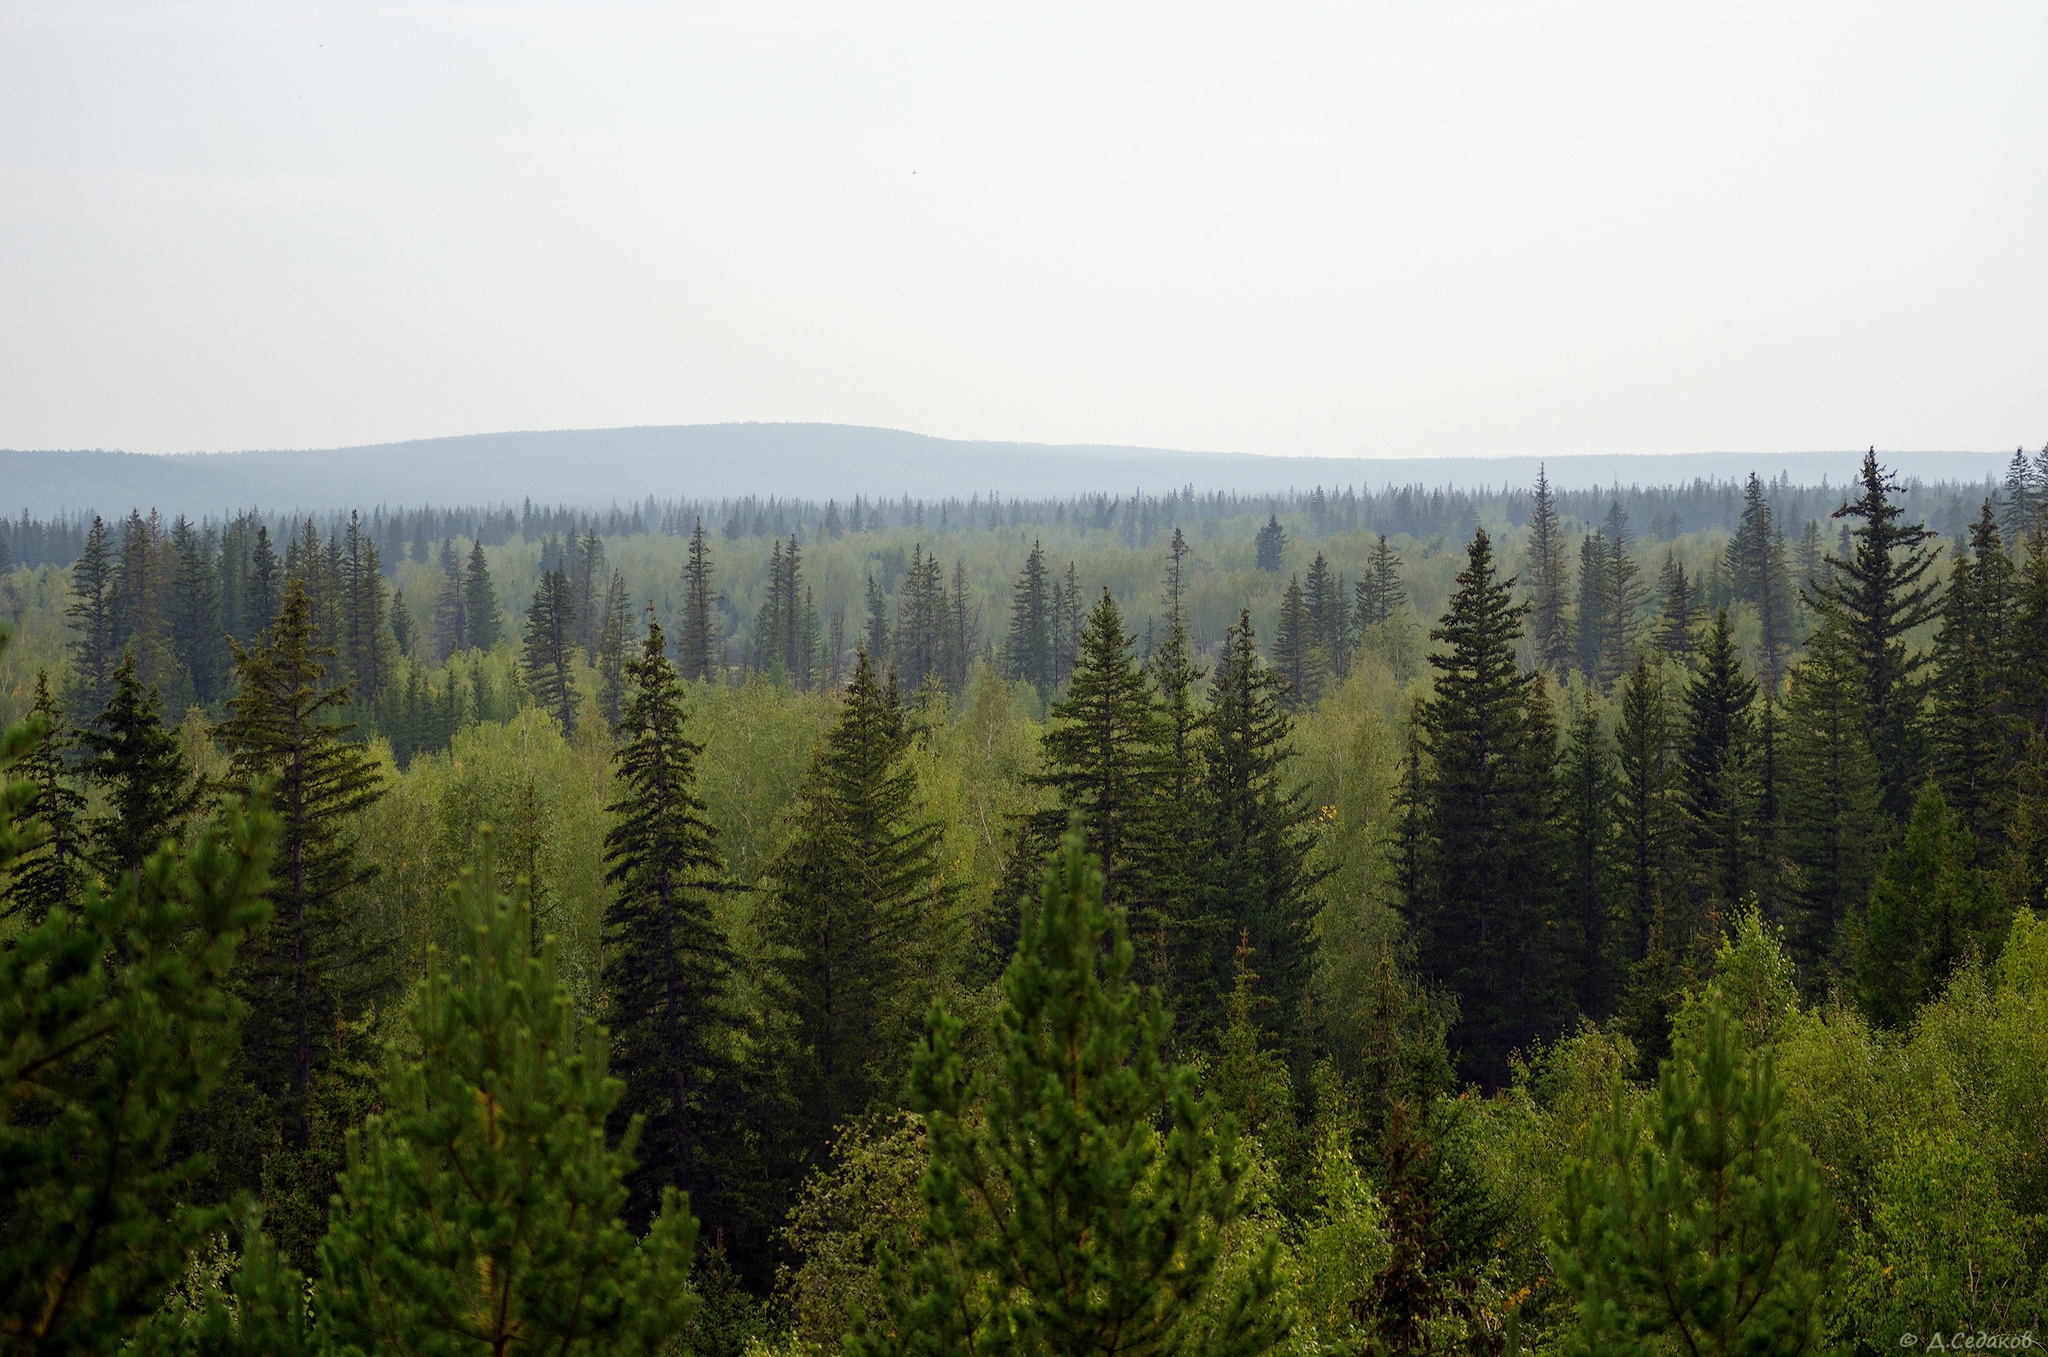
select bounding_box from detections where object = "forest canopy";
[2,447,2046,1355]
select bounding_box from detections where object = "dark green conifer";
[216,579,386,1154]
[1778,623,1883,975]
[80,651,200,881]
[1851,785,2001,1028]
[1575,530,1609,681]
[1254,513,1286,572]
[1405,528,1566,1087]
[65,514,118,719]
[320,834,699,1356]
[862,572,890,672]
[245,524,280,640]
[853,832,1285,1357]
[596,568,631,729]
[572,526,608,658]
[463,539,502,651]
[1526,467,1572,674]
[0,672,86,926]
[1558,701,1618,1016]
[387,586,416,659]
[1001,540,1052,695]
[168,516,227,704]
[678,519,717,682]
[1614,657,1681,980]
[602,618,736,1222]
[1191,610,1325,1054]
[1808,449,1942,819]
[1304,550,1349,677]
[431,538,467,660]
[763,648,955,1140]
[524,562,580,734]
[1271,573,1320,710]
[1680,609,1757,917]
[1930,502,2018,857]
[1358,531,1408,630]
[1597,503,1649,688]
[1654,554,1699,661]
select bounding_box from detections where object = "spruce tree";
[319,834,699,1357]
[216,579,386,1149]
[524,563,580,735]
[573,527,608,658]
[678,519,717,682]
[1597,503,1649,688]
[1304,550,1349,677]
[1680,609,1757,917]
[245,524,280,641]
[1614,657,1680,973]
[1357,532,1408,630]
[431,538,467,660]
[1406,528,1566,1086]
[1851,785,2001,1028]
[603,619,736,1222]
[1271,573,1320,710]
[463,539,502,651]
[1551,999,1832,1353]
[388,587,416,660]
[863,573,891,673]
[65,514,118,719]
[1254,513,1286,571]
[596,569,631,729]
[1191,610,1325,1054]
[1527,466,1573,674]
[0,673,86,927]
[1558,701,1618,1016]
[1930,502,2018,857]
[1,622,278,1356]
[79,651,200,882]
[763,648,955,1141]
[1151,527,1206,808]
[852,831,1285,1357]
[1002,540,1054,696]
[1575,530,1609,681]
[169,516,227,704]
[1777,623,1882,975]
[1729,473,1796,683]
[1808,449,1942,819]
[1654,554,1699,661]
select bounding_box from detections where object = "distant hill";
[0,423,2013,516]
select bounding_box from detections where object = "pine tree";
[1778,623,1883,975]
[1851,785,2001,1029]
[1551,999,1832,1353]
[763,649,955,1140]
[1681,609,1758,918]
[0,693,275,1357]
[79,651,200,881]
[603,619,737,1222]
[1527,466,1573,674]
[0,673,86,927]
[1271,573,1321,710]
[596,569,632,729]
[319,834,699,1357]
[216,578,386,1151]
[65,514,118,719]
[852,831,1285,1357]
[1808,449,1942,819]
[1191,611,1325,1055]
[1254,513,1286,572]
[1558,701,1618,1016]
[463,539,502,651]
[1406,528,1566,1087]
[678,519,717,682]
[524,563,580,735]
[1001,539,1053,696]
[1930,502,2018,858]
[1357,532,1408,629]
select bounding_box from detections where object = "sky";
[1,2,2043,460]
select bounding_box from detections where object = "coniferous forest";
[5,448,2048,1354]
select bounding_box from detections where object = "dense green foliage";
[4,456,2048,1352]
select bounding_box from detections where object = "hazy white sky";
[2,2,2042,458]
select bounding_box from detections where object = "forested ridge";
[3,448,2047,1354]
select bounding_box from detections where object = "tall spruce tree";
[1001,539,1053,696]
[1778,622,1883,975]
[216,578,387,1151]
[1654,554,1699,661]
[1597,503,1649,688]
[1152,527,1206,808]
[1930,502,2018,858]
[462,539,501,651]
[1729,473,1796,683]
[0,672,86,926]
[852,831,1285,1357]
[1406,528,1566,1087]
[1304,550,1350,677]
[1575,531,1609,681]
[1191,610,1325,1055]
[79,651,200,882]
[572,527,608,658]
[432,538,467,660]
[763,648,955,1141]
[1357,532,1408,630]
[1527,466,1573,674]
[602,618,737,1223]
[595,569,632,729]
[524,563,580,735]
[1271,573,1321,710]
[65,514,118,719]
[1558,701,1618,1017]
[1808,449,1942,819]
[863,573,891,669]
[319,834,699,1357]
[1254,513,1286,572]
[1851,785,2000,1029]
[1681,609,1758,919]
[1614,657,1680,974]
[168,516,227,704]
[678,519,717,682]
[245,524,280,641]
